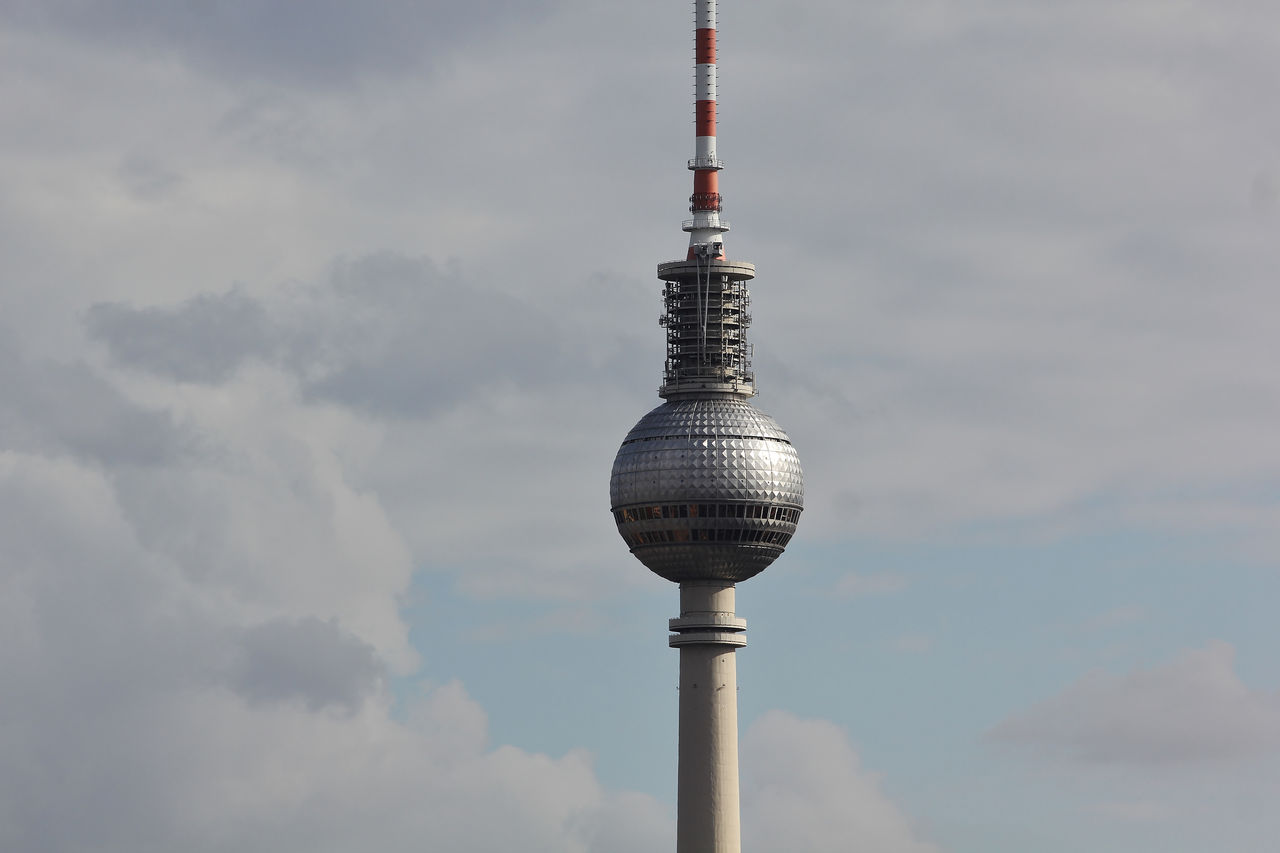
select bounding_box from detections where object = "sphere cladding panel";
[610,398,804,583]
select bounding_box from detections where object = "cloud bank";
[743,711,939,853]
[990,641,1280,764]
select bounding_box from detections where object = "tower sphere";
[610,396,804,584]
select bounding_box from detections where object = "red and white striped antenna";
[685,0,730,260]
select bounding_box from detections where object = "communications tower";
[609,2,804,851]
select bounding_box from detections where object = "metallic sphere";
[610,397,804,583]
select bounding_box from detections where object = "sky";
[2,1,1279,851]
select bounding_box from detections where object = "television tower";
[609,1,804,851]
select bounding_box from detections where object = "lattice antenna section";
[658,255,756,398]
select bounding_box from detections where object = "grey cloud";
[0,346,183,466]
[989,641,1280,765]
[0,0,547,86]
[231,616,382,712]
[86,252,654,418]
[117,152,182,201]
[86,288,274,384]
[291,254,561,416]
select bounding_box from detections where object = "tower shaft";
[670,581,746,853]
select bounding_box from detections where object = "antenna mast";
[685,0,730,259]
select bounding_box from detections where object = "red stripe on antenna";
[695,28,717,65]
[693,171,719,196]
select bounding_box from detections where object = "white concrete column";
[670,581,746,853]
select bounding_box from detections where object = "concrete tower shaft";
[670,581,745,853]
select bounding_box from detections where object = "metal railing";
[681,219,730,232]
[687,156,724,170]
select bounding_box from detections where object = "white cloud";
[0,394,669,851]
[989,641,1280,764]
[742,711,939,853]
[0,676,671,853]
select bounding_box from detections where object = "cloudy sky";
[2,1,1278,851]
